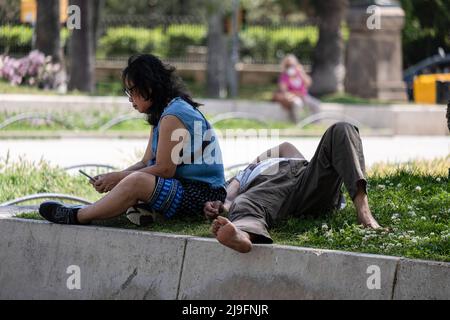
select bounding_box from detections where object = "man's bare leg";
[211,216,253,253]
[253,142,305,164]
[354,180,381,229]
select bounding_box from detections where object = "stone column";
[345,1,407,101]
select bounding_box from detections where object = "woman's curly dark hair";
[122,54,202,126]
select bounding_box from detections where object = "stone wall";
[0,218,448,300]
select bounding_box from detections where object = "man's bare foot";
[357,212,382,229]
[354,188,382,229]
[211,216,252,253]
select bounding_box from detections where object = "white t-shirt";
[235,158,304,192]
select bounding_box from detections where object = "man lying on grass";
[204,122,382,253]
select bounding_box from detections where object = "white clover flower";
[430,232,435,236]
[377,184,386,190]
[397,183,402,188]
[415,186,421,192]
[436,177,441,182]
[398,235,404,240]
[345,237,351,241]
[321,224,329,231]
[431,215,437,219]
[409,211,416,217]
[408,230,415,234]
[420,216,427,221]
[411,238,418,244]
[391,213,400,220]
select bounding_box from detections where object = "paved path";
[0,136,448,170]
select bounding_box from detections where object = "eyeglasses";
[124,86,136,98]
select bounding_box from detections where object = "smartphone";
[79,169,95,182]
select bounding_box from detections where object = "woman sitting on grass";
[273,54,321,123]
[39,54,226,225]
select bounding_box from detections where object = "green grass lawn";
[0,109,328,132]
[1,79,403,105]
[3,155,449,262]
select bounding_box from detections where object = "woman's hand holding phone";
[91,172,125,193]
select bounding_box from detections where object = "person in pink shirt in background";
[273,54,321,123]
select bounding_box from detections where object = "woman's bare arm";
[122,128,154,172]
[299,65,312,88]
[138,115,188,178]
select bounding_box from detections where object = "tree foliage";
[400,0,450,67]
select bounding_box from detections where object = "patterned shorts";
[142,177,226,219]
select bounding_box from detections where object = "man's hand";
[204,200,225,220]
[91,172,125,193]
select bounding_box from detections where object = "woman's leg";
[302,94,321,114]
[274,91,297,123]
[77,172,156,224]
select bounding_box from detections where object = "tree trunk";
[35,0,61,63]
[68,0,95,93]
[227,0,240,98]
[310,0,348,96]
[92,0,105,52]
[206,2,227,98]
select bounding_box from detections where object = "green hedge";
[1,24,318,63]
[165,24,207,57]
[0,25,69,55]
[0,25,33,54]
[240,26,318,63]
[99,24,318,62]
[99,26,167,57]
[98,24,207,59]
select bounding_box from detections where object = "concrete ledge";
[0,94,447,135]
[0,218,449,300]
[0,218,187,300]
[178,238,398,300]
[393,259,450,300]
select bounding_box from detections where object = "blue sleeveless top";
[148,97,226,188]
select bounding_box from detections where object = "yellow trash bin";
[413,73,450,104]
